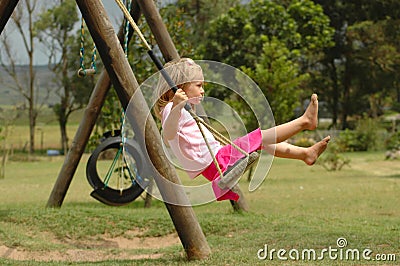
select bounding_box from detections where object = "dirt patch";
[0,232,180,262]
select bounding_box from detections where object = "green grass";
[0,152,399,265]
[3,106,84,150]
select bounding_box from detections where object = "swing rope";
[103,146,123,188]
[77,17,97,77]
[114,0,259,189]
[123,0,132,57]
[102,0,133,192]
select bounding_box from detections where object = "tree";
[169,0,241,45]
[0,106,21,178]
[35,0,95,154]
[347,19,400,117]
[242,37,309,125]
[0,126,6,179]
[314,0,400,128]
[200,0,333,125]
[0,0,42,154]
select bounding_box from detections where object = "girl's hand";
[172,88,188,109]
[163,89,188,140]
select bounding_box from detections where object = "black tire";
[86,136,149,206]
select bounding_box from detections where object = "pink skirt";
[201,128,262,201]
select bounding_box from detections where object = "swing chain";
[124,0,132,57]
[78,17,97,77]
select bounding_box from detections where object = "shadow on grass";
[0,210,11,219]
[382,174,400,179]
[62,198,165,209]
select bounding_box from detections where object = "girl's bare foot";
[304,136,330,165]
[303,93,319,130]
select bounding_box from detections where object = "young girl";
[154,58,330,201]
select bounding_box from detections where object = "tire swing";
[86,131,150,206]
[86,0,151,206]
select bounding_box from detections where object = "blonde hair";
[153,58,203,119]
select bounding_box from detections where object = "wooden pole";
[138,0,248,212]
[47,70,111,207]
[47,1,142,208]
[136,0,179,61]
[75,0,210,260]
[0,0,18,35]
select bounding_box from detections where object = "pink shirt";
[161,102,222,178]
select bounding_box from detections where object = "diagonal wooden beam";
[47,0,142,208]
[136,0,179,61]
[75,0,210,260]
[0,0,19,35]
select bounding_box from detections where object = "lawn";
[0,151,398,265]
[3,106,84,151]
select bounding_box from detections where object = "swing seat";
[218,151,260,190]
[90,187,144,206]
[77,68,97,77]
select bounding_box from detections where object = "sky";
[1,0,174,65]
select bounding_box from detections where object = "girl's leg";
[263,136,331,165]
[261,94,319,145]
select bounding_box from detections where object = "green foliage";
[317,141,351,171]
[313,0,400,128]
[242,37,309,124]
[392,102,400,113]
[287,0,335,53]
[337,117,381,151]
[336,129,361,152]
[291,135,316,147]
[34,0,78,34]
[170,0,241,46]
[203,0,334,67]
[385,131,400,151]
[346,20,400,105]
[198,5,252,66]
[160,5,196,58]
[201,0,333,127]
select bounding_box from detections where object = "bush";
[317,142,350,171]
[291,136,316,147]
[385,131,400,151]
[392,102,400,113]
[337,129,361,151]
[337,117,381,152]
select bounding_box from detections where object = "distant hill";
[0,65,58,106]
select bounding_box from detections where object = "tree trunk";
[60,117,68,155]
[329,59,339,127]
[29,99,35,154]
[341,58,351,129]
[28,3,36,155]
[0,148,9,179]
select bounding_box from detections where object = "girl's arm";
[163,89,188,140]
